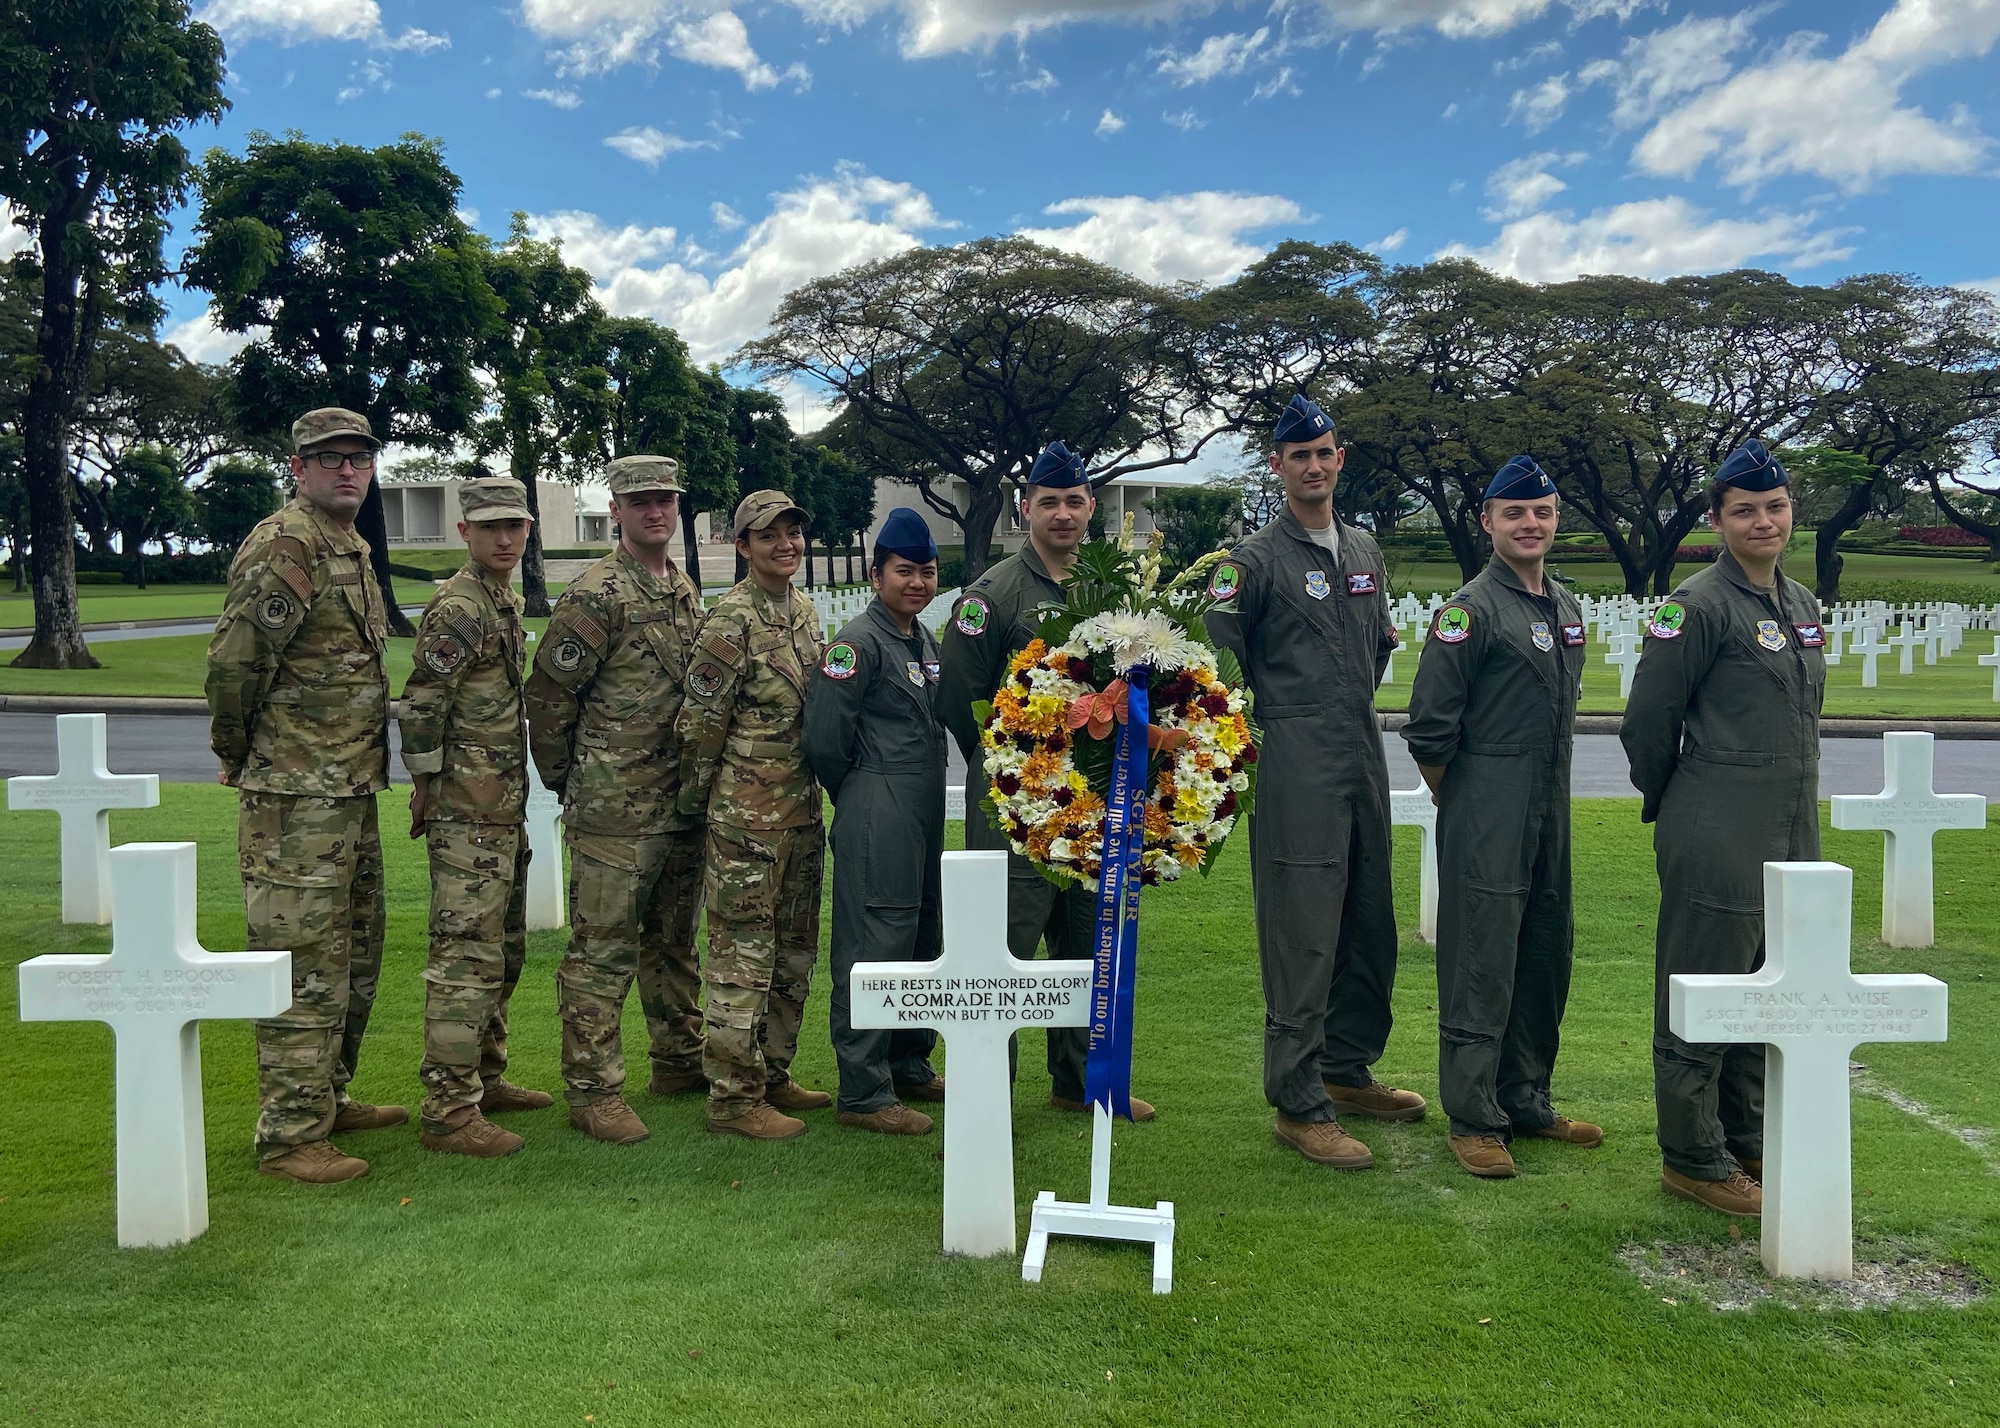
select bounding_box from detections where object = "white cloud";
[1018,192,1302,286]
[1481,150,1585,220]
[670,11,809,89]
[1506,72,1570,132]
[524,86,583,107]
[162,312,259,365]
[1251,65,1300,99]
[711,201,746,230]
[485,85,504,98]
[520,0,805,86]
[1579,8,1764,128]
[1095,108,1126,136]
[1957,276,2000,299]
[1441,101,1459,118]
[529,165,950,363]
[0,201,32,260]
[1633,0,2000,190]
[604,126,716,166]
[1439,195,1851,282]
[1369,227,1409,252]
[1154,28,1268,86]
[1162,107,1205,131]
[196,0,443,50]
[1495,37,1561,72]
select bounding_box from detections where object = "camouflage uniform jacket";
[525,544,703,835]
[399,563,528,825]
[206,496,389,796]
[675,579,824,831]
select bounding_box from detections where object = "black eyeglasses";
[307,451,377,472]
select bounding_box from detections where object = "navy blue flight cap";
[1484,455,1556,502]
[873,507,938,564]
[1273,394,1335,447]
[1026,439,1089,488]
[1713,438,1788,491]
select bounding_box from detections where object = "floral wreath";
[975,527,1258,887]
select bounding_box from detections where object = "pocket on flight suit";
[858,815,922,912]
[568,830,644,933]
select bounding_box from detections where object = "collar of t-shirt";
[1303,521,1339,561]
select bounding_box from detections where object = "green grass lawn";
[1,787,1995,1425]
[0,585,235,628]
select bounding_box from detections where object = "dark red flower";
[1242,743,1259,766]
[1054,787,1074,807]
[1213,766,1230,782]
[1201,693,1230,717]
[996,773,1021,796]
[1217,791,1237,818]
[1049,732,1069,753]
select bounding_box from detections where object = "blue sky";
[141,0,2000,390]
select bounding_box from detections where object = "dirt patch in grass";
[1619,1238,1986,1312]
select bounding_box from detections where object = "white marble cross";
[1887,621,1922,677]
[1669,861,1946,1280]
[1389,783,1439,943]
[523,762,565,932]
[18,843,290,1248]
[7,713,160,923]
[850,850,1091,1258]
[1605,630,1641,699]
[1979,637,2000,702]
[1830,732,1986,948]
[1850,626,1887,689]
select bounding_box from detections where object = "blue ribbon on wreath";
[1084,665,1148,1120]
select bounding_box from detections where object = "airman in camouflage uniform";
[677,489,830,1140]
[207,407,402,1185]
[526,455,707,1146]
[401,476,556,1160]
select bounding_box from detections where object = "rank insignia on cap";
[1648,602,1687,640]
[550,637,586,672]
[905,659,925,687]
[922,660,941,682]
[1433,605,1472,644]
[1560,623,1586,647]
[422,633,467,676]
[1794,622,1825,647]
[954,594,991,636]
[1304,570,1331,601]
[1346,571,1378,596]
[821,642,858,680]
[689,660,725,697]
[1532,621,1555,652]
[1207,561,1241,602]
[1757,619,1786,651]
[255,592,295,630]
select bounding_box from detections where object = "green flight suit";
[938,542,1091,1101]
[1401,556,1585,1139]
[1206,509,1401,1123]
[1619,548,1825,1182]
[804,599,946,1113]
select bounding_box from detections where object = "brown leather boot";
[568,1095,650,1145]
[893,1074,947,1103]
[838,1103,934,1135]
[1051,1093,1156,1122]
[259,1141,370,1183]
[1662,1165,1762,1217]
[332,1102,408,1132]
[1517,1115,1604,1148]
[764,1079,833,1111]
[1325,1079,1426,1122]
[1449,1134,1518,1179]
[479,1079,555,1114]
[706,1101,806,1140]
[645,1069,708,1098]
[1273,1116,1373,1168]
[420,1111,524,1158]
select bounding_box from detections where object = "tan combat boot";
[568,1095,650,1145]
[1052,1093,1156,1122]
[259,1141,370,1183]
[838,1103,934,1136]
[1274,1116,1373,1169]
[893,1074,947,1103]
[332,1102,408,1132]
[480,1079,555,1114]
[707,1101,806,1140]
[1325,1079,1427,1123]
[764,1078,833,1112]
[1662,1165,1762,1217]
[1517,1115,1603,1148]
[420,1111,524,1158]
[645,1069,708,1098]
[1449,1134,1518,1179]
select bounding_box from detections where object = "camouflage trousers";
[419,822,529,1133]
[557,827,705,1107]
[702,820,824,1120]
[240,791,385,1160]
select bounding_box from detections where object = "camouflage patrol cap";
[605,454,683,496]
[458,476,531,523]
[733,488,808,537]
[292,407,382,453]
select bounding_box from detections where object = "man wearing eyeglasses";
[208,407,400,1184]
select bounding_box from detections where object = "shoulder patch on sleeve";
[267,534,311,570]
[1648,601,1687,640]
[254,591,297,631]
[568,609,607,651]
[688,660,726,698]
[444,608,486,652]
[953,593,992,637]
[1206,561,1242,602]
[702,628,743,663]
[421,632,468,676]
[821,641,859,680]
[1432,604,1473,644]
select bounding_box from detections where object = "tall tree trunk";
[680,494,703,597]
[958,480,1006,584]
[846,535,857,584]
[509,437,550,617]
[353,481,418,637]
[1814,479,1876,603]
[824,532,835,586]
[13,237,98,670]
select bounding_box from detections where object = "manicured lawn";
[0,585,235,628]
[0,786,1995,1425]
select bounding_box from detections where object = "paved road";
[7,713,1999,799]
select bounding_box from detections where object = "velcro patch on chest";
[1304,570,1331,601]
[1756,619,1787,651]
[1346,571,1379,596]
[1793,622,1825,648]
[905,659,926,687]
[1531,621,1555,651]
[328,568,361,586]
[1560,623,1586,647]
[922,659,941,683]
